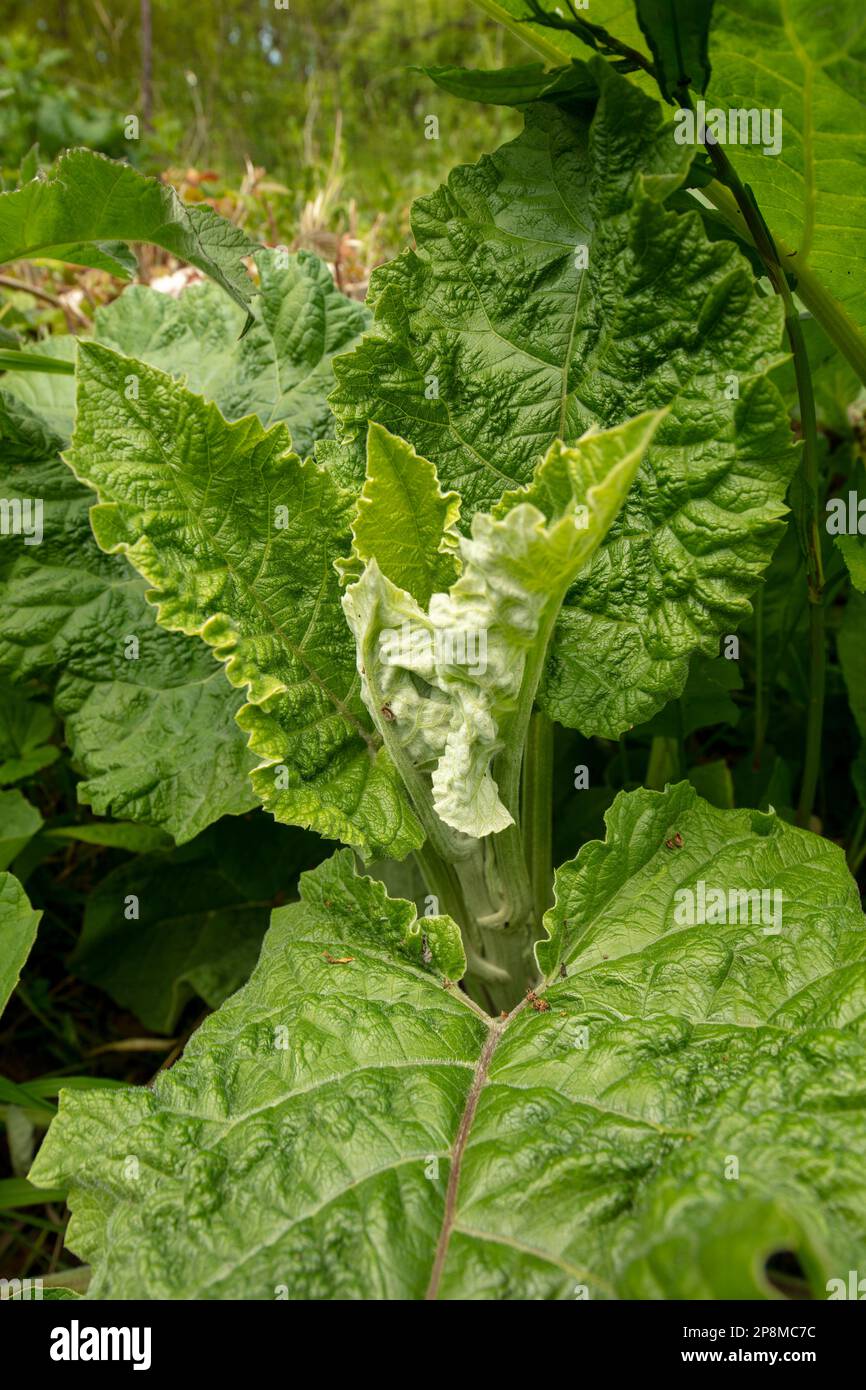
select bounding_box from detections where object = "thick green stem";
[521,709,554,932]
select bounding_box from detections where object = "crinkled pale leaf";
[343,414,661,837]
[0,679,59,784]
[33,792,866,1299]
[68,343,422,858]
[0,870,41,1015]
[330,61,797,736]
[0,790,42,870]
[0,444,257,843]
[71,813,331,1034]
[0,149,256,321]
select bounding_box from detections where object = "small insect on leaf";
[322,951,354,965]
[526,989,550,1013]
[421,933,433,965]
[380,704,396,722]
[665,831,685,850]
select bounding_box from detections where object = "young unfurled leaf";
[0,870,41,1018]
[0,149,256,322]
[31,787,866,1299]
[342,413,663,837]
[67,343,422,858]
[330,60,797,737]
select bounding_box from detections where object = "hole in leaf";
[764,1248,813,1300]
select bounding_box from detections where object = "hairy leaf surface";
[68,344,422,857]
[32,787,866,1299]
[0,444,257,843]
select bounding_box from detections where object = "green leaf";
[70,813,331,1034]
[0,348,74,375]
[474,1,866,375]
[45,822,173,854]
[0,1177,65,1210]
[0,869,41,1016]
[419,61,597,106]
[0,790,42,871]
[31,792,866,1299]
[0,679,59,784]
[633,0,714,102]
[350,422,460,606]
[67,342,422,859]
[343,413,662,837]
[330,61,797,737]
[0,149,256,321]
[90,250,370,458]
[0,449,257,843]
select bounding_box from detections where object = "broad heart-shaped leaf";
[473,1,866,362]
[70,813,332,1034]
[0,870,41,1018]
[343,413,662,838]
[330,60,797,737]
[0,149,256,322]
[0,789,43,870]
[67,343,422,859]
[0,442,257,844]
[32,791,866,1300]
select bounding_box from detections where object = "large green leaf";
[0,870,41,1015]
[32,787,866,1299]
[330,61,797,737]
[70,813,331,1034]
[67,343,422,859]
[0,149,256,321]
[1,251,368,458]
[0,444,257,843]
[89,250,370,458]
[472,1,866,370]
